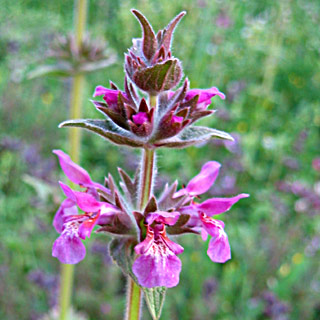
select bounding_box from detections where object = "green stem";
[59,264,74,320]
[59,1,87,319]
[126,277,143,320]
[69,74,85,163]
[74,0,87,47]
[59,75,85,320]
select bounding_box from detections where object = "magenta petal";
[201,228,208,241]
[162,236,184,255]
[132,112,149,125]
[171,115,184,124]
[59,182,108,213]
[78,217,98,240]
[59,182,77,202]
[185,87,225,103]
[207,231,231,263]
[197,193,250,216]
[93,85,109,97]
[134,230,154,255]
[201,217,225,237]
[73,190,103,212]
[146,211,180,226]
[53,150,93,186]
[53,198,78,233]
[132,252,182,288]
[93,86,127,106]
[52,234,86,264]
[186,161,221,196]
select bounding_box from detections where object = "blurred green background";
[1,0,320,319]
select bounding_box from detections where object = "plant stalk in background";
[59,1,87,320]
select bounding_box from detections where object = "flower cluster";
[52,9,249,303]
[52,150,248,287]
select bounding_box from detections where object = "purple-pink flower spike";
[52,10,249,317]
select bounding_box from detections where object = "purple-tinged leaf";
[59,119,145,148]
[132,59,182,94]
[154,126,234,148]
[161,11,186,52]
[131,9,158,60]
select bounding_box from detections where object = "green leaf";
[154,126,234,148]
[59,119,145,147]
[131,10,157,60]
[161,11,186,52]
[142,286,167,320]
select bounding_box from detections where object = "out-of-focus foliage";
[0,0,319,319]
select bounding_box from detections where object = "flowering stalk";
[51,10,249,320]
[59,1,87,319]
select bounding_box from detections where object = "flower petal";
[132,112,149,125]
[59,182,101,211]
[93,86,128,107]
[54,150,111,195]
[146,211,180,226]
[175,161,221,197]
[200,215,225,237]
[53,198,78,233]
[134,227,154,255]
[197,193,249,216]
[52,233,86,264]
[53,150,93,186]
[93,85,110,97]
[78,214,100,240]
[185,87,225,103]
[207,230,231,263]
[132,249,182,288]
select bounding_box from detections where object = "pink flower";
[52,150,117,264]
[52,183,119,264]
[168,86,225,112]
[53,149,110,196]
[177,161,249,263]
[132,112,149,125]
[174,161,221,197]
[185,87,226,103]
[132,211,183,288]
[93,86,128,110]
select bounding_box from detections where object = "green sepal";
[142,286,167,320]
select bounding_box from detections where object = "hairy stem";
[59,1,87,319]
[138,148,155,210]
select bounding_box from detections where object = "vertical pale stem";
[74,0,87,47]
[125,95,157,320]
[69,74,85,164]
[125,278,143,320]
[59,1,87,319]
